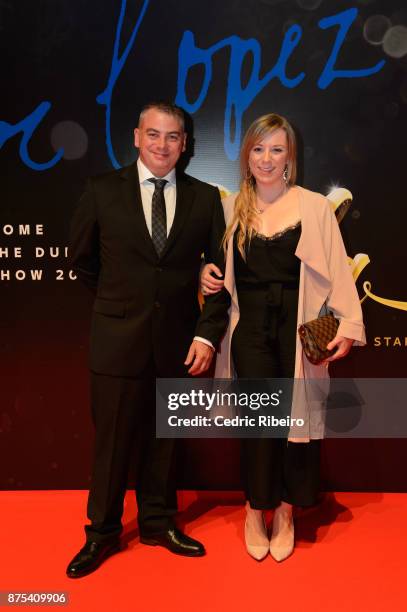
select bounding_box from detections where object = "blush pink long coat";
[214,186,366,440]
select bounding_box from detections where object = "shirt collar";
[137,158,176,186]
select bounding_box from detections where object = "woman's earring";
[283,166,288,183]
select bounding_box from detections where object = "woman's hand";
[321,335,354,364]
[200,263,224,295]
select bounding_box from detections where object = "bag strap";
[318,300,332,317]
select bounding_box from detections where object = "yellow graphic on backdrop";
[327,187,406,312]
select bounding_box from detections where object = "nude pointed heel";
[269,505,294,562]
[244,505,269,561]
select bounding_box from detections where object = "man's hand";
[184,340,214,376]
[200,263,224,296]
[321,335,354,365]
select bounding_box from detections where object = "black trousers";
[232,287,320,510]
[85,362,179,543]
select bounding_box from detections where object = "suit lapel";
[160,172,195,259]
[120,163,158,262]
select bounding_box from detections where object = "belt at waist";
[237,280,299,340]
[236,280,299,291]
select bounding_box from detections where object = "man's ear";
[182,133,187,153]
[134,128,140,148]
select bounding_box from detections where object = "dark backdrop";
[1,0,406,490]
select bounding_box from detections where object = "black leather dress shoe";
[140,527,205,557]
[66,540,121,578]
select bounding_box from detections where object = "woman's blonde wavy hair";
[223,113,297,260]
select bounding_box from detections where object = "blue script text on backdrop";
[0,1,385,170]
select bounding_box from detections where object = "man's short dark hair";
[138,102,185,131]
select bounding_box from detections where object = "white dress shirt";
[137,158,214,352]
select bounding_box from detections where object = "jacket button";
[154,301,160,308]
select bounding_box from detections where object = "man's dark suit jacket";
[69,162,229,377]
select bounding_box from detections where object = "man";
[67,102,228,578]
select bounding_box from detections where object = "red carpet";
[1,491,405,611]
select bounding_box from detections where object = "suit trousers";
[85,362,178,543]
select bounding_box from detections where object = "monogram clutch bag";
[298,313,339,365]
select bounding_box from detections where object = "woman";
[201,113,366,562]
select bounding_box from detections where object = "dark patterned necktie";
[148,178,168,256]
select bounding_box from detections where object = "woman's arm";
[321,198,366,361]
